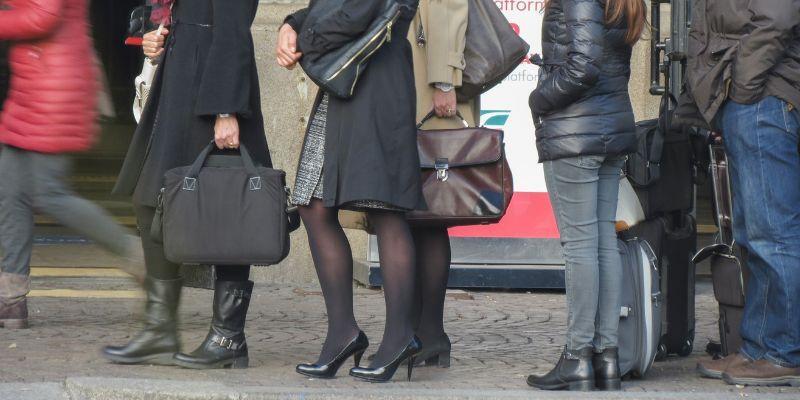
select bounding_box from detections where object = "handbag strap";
[648,92,677,165]
[417,110,469,129]
[187,141,260,179]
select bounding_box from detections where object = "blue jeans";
[720,96,800,368]
[544,155,625,351]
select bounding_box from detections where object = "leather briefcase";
[407,112,514,227]
[153,142,299,266]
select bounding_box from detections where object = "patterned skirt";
[290,94,407,212]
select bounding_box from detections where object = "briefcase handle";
[186,141,261,179]
[417,110,469,129]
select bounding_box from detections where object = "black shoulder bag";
[299,0,401,99]
[152,142,299,266]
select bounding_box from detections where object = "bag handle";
[186,141,260,179]
[647,92,677,166]
[417,110,469,129]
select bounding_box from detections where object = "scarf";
[149,0,174,25]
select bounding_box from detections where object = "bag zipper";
[327,11,400,84]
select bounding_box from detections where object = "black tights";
[134,205,250,282]
[411,227,451,345]
[299,200,417,366]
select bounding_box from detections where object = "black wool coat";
[285,0,424,211]
[114,0,271,207]
[529,0,636,162]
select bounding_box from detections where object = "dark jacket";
[683,0,800,129]
[529,0,636,162]
[286,0,424,210]
[114,0,271,207]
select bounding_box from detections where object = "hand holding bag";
[132,6,170,122]
[154,142,298,266]
[407,112,514,227]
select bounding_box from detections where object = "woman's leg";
[545,157,602,351]
[0,147,34,328]
[173,265,253,369]
[593,158,625,350]
[368,210,417,366]
[216,265,251,282]
[135,205,181,280]
[411,227,451,345]
[527,156,602,391]
[299,199,360,364]
[101,204,181,364]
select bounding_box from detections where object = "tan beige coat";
[410,0,478,128]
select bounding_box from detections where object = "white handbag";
[132,15,169,122]
[616,174,646,231]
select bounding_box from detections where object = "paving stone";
[1,278,798,398]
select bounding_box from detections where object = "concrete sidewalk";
[2,269,799,399]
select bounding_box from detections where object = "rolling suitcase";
[623,213,697,358]
[617,237,663,378]
[659,213,697,357]
[694,145,750,357]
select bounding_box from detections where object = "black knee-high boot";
[173,280,253,369]
[102,277,182,365]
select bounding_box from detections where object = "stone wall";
[250,0,661,283]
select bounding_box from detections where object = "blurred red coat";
[0,0,98,153]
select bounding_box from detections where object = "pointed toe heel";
[354,349,366,367]
[349,336,422,383]
[295,331,369,379]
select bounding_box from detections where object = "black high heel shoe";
[296,331,369,379]
[414,334,451,368]
[349,336,422,383]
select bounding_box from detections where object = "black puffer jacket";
[529,0,636,162]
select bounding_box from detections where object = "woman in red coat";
[0,0,143,329]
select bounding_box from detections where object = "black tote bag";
[154,142,298,266]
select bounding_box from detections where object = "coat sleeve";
[284,7,310,33]
[296,0,383,60]
[194,0,255,117]
[0,0,64,41]
[528,0,603,116]
[729,0,800,104]
[425,0,469,86]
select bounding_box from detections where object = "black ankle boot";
[173,280,254,369]
[593,347,621,390]
[527,347,594,391]
[102,277,182,365]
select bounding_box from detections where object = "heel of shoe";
[407,357,415,382]
[230,356,249,369]
[435,351,451,368]
[568,380,595,391]
[353,350,365,367]
[0,319,29,329]
[596,378,621,391]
